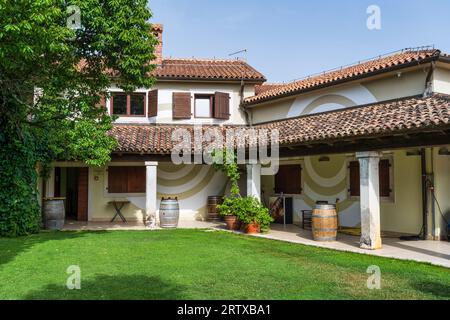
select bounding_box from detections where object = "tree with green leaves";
[0,0,157,236]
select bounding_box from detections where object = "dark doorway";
[54,167,89,221]
[66,168,79,220]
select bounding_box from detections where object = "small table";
[108,201,130,223]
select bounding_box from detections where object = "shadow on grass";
[411,281,450,299]
[24,274,187,300]
[0,231,94,266]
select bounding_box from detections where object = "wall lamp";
[318,156,330,162]
[406,149,421,156]
[438,148,450,156]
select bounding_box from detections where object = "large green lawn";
[0,229,449,300]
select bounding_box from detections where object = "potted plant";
[218,196,241,231]
[235,196,273,234]
[212,149,242,230]
[211,149,273,233]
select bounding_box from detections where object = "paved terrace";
[63,221,450,269]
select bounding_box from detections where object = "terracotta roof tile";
[110,94,450,154]
[256,94,450,145]
[153,58,266,82]
[255,83,285,95]
[244,49,443,106]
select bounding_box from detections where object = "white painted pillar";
[145,162,158,229]
[357,152,382,250]
[246,163,261,201]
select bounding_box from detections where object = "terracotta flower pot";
[224,215,240,230]
[245,222,261,234]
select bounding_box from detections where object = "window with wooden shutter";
[194,94,213,118]
[148,89,158,117]
[110,93,146,116]
[214,92,230,120]
[379,159,391,197]
[348,159,392,198]
[172,92,192,119]
[108,166,146,194]
[349,161,360,197]
[274,165,302,194]
[96,94,107,109]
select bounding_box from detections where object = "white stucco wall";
[433,67,450,95]
[250,69,428,124]
[108,81,254,125]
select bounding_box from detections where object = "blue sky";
[149,0,450,82]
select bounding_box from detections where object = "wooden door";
[77,168,89,221]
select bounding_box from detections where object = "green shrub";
[212,148,273,232]
[0,127,43,237]
[218,196,273,232]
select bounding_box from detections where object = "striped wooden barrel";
[159,197,180,228]
[43,198,66,230]
[207,196,223,221]
[312,204,338,241]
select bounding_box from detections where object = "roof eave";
[155,76,266,83]
[243,55,439,108]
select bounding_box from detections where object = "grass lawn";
[0,229,449,300]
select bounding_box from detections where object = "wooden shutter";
[95,94,107,109]
[172,92,192,119]
[348,159,391,197]
[108,167,145,193]
[349,161,360,197]
[127,167,146,193]
[275,165,302,194]
[108,167,128,193]
[77,168,89,222]
[147,89,158,117]
[379,159,391,197]
[214,92,230,120]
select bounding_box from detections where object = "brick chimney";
[151,24,163,65]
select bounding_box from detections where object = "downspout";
[420,148,428,240]
[430,148,436,239]
[423,61,436,97]
[419,61,437,240]
[239,80,253,126]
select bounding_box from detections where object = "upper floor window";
[194,94,213,118]
[111,93,146,116]
[172,91,230,120]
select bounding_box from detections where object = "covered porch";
[247,146,450,251]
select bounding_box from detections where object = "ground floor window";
[108,166,146,193]
[275,165,302,194]
[348,159,392,198]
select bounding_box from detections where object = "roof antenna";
[229,49,247,60]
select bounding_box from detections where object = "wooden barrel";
[43,198,66,230]
[312,204,338,241]
[159,197,180,228]
[207,196,223,221]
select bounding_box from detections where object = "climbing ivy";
[0,0,157,237]
[212,149,241,197]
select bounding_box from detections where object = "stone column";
[356,152,382,250]
[145,162,158,229]
[246,163,261,201]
